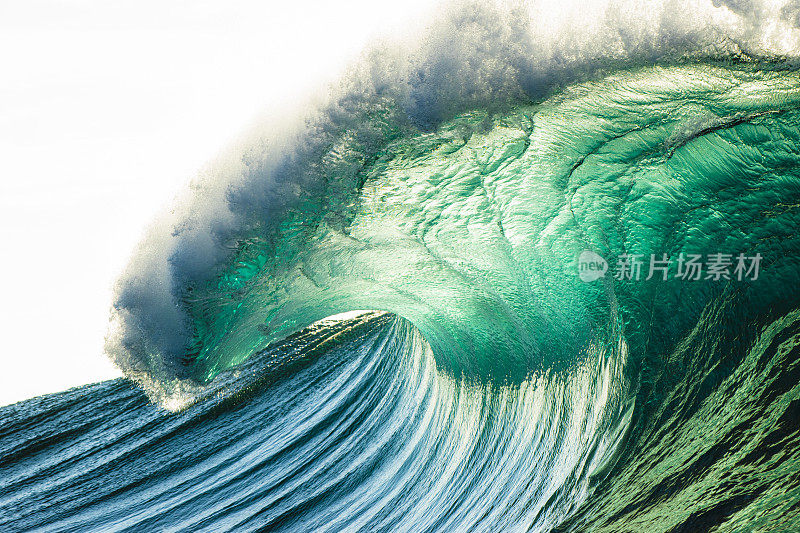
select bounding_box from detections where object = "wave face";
[6,1,800,531]
[109,63,800,389]
[1,315,630,531]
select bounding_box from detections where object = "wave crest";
[106,0,800,405]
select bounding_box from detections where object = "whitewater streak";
[90,0,800,531]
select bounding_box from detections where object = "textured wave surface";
[5,1,800,531]
[1,315,631,532]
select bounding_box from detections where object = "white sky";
[0,0,438,406]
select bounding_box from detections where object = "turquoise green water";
[158,64,800,386]
[92,59,800,531]
[0,1,796,530]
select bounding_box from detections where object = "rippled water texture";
[5,1,800,530]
